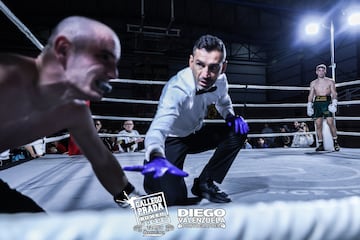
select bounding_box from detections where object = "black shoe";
[334,142,340,151]
[191,178,231,203]
[315,144,325,151]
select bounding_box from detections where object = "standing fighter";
[125,35,249,205]
[0,16,185,213]
[307,64,340,151]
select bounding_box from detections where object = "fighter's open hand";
[226,115,249,134]
[123,157,189,178]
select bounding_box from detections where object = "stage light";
[348,12,360,26]
[305,23,320,35]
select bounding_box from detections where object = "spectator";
[274,125,291,148]
[94,120,113,152]
[94,120,102,132]
[291,122,314,148]
[46,141,68,154]
[242,138,253,149]
[254,137,269,148]
[24,145,41,159]
[261,123,274,147]
[110,130,120,152]
[0,150,10,168]
[291,121,301,132]
[118,120,144,152]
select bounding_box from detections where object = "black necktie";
[196,86,217,95]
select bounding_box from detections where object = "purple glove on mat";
[123,157,189,178]
[226,115,249,134]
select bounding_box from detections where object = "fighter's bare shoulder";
[0,53,36,83]
[325,77,335,83]
[325,77,335,85]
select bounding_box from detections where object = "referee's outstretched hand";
[123,157,189,178]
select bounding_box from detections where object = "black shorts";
[313,96,333,119]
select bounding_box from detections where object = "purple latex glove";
[226,115,249,134]
[123,157,189,178]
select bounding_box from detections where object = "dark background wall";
[1,0,360,146]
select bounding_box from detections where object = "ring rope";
[92,115,360,123]
[109,78,310,90]
[44,133,146,145]
[92,115,153,122]
[337,131,360,137]
[43,130,360,144]
[44,134,70,144]
[103,79,360,107]
[100,99,360,107]
[101,97,158,105]
[233,100,360,107]
[109,78,360,89]
[1,196,360,240]
[44,130,360,145]
[109,78,167,85]
[336,79,360,87]
[228,84,308,90]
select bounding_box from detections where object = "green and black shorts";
[313,96,333,119]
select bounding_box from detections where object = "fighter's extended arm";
[68,103,131,198]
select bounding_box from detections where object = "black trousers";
[0,179,44,213]
[144,124,247,205]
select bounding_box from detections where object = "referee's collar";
[196,86,217,95]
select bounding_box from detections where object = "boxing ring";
[2,1,360,239]
[2,150,360,239]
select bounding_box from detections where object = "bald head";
[47,16,121,59]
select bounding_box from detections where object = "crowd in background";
[46,119,145,156]
[0,93,316,169]
[0,119,145,169]
[246,121,315,149]
[1,119,314,170]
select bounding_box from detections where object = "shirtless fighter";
[0,16,186,213]
[307,64,340,151]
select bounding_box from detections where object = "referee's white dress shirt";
[145,67,235,161]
